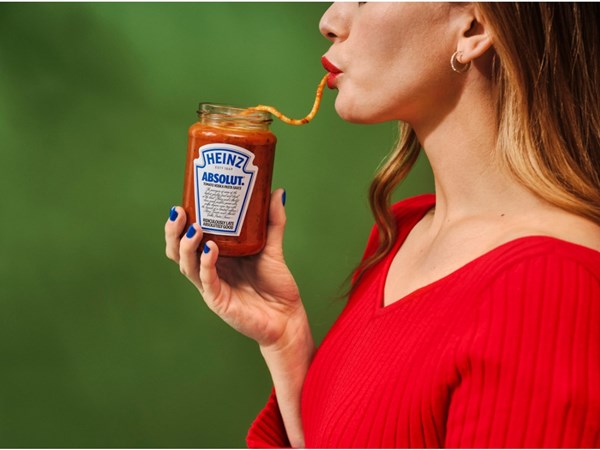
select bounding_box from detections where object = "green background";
[0,3,433,447]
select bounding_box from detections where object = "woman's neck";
[410,81,546,238]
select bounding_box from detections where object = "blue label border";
[194,146,256,235]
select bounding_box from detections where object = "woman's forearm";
[259,308,315,448]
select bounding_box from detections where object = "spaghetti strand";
[248,74,328,126]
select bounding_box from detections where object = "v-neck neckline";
[373,195,600,317]
[374,197,436,315]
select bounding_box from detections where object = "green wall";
[0,3,433,447]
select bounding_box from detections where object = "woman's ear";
[456,6,493,64]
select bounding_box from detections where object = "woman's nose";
[319,3,350,43]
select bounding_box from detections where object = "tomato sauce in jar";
[182,103,276,257]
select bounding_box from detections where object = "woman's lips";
[322,56,342,89]
[322,56,342,74]
[326,73,339,89]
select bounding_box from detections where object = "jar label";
[193,143,258,236]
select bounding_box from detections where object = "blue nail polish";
[185,225,196,238]
[203,243,210,254]
[282,190,287,206]
[169,206,178,221]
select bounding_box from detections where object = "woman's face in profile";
[320,2,465,125]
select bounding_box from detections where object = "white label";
[193,143,258,236]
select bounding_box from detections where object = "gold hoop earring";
[451,51,471,73]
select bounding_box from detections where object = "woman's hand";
[164,189,304,348]
[166,189,312,447]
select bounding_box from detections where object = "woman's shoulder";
[474,235,600,298]
[390,193,436,224]
[483,205,600,283]
[365,193,436,238]
[391,193,436,215]
[359,194,436,263]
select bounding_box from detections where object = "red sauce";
[182,120,276,257]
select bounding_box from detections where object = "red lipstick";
[322,56,342,74]
[322,56,342,89]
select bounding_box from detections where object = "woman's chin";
[335,99,375,124]
[334,101,387,124]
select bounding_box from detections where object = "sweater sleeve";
[245,217,381,448]
[445,251,600,448]
[246,389,291,448]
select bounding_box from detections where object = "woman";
[165,3,600,447]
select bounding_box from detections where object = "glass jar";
[182,103,277,257]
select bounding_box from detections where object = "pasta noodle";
[248,74,328,126]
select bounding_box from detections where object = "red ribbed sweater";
[247,194,600,448]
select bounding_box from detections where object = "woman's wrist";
[258,307,314,448]
[259,307,315,361]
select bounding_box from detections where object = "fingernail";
[203,243,210,254]
[185,225,196,238]
[282,190,287,206]
[169,206,178,221]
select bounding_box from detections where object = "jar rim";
[197,102,272,124]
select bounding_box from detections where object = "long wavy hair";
[350,3,600,291]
